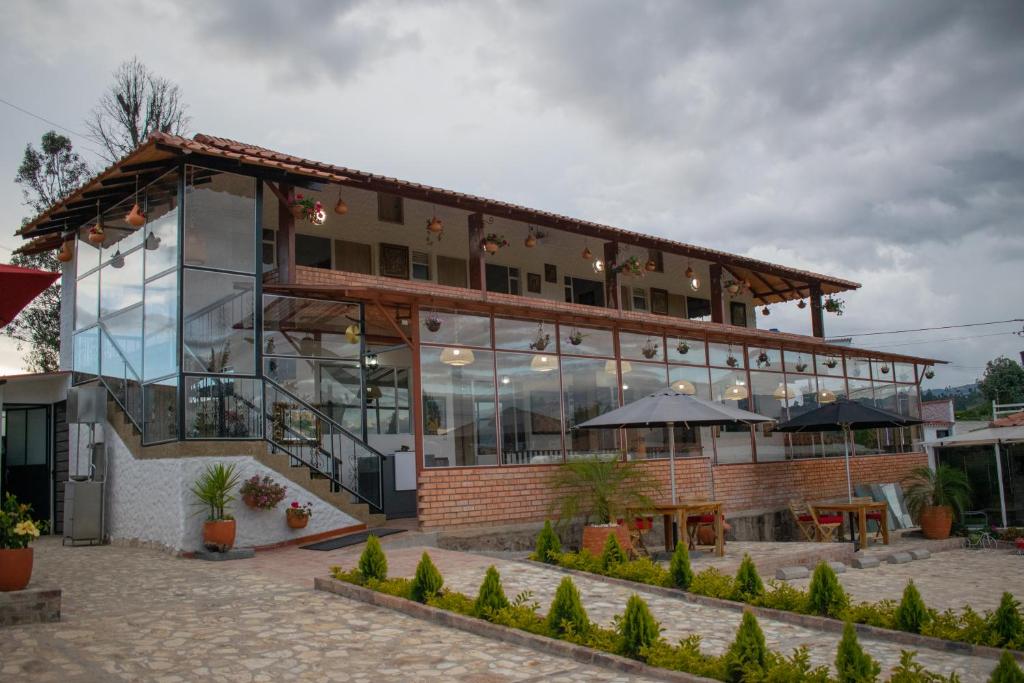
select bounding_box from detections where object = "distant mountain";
[924,383,979,399]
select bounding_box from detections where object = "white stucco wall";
[94,424,361,552]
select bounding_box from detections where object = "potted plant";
[824,356,839,369]
[756,351,771,368]
[613,256,645,278]
[190,463,241,552]
[566,329,586,346]
[641,338,659,359]
[482,233,508,254]
[0,494,44,591]
[676,340,689,355]
[529,324,551,351]
[549,459,654,557]
[824,296,845,315]
[240,475,287,510]
[286,501,313,529]
[290,194,326,225]
[726,355,739,368]
[903,465,971,540]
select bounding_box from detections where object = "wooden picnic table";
[627,500,725,557]
[810,499,889,551]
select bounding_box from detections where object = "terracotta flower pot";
[919,505,953,540]
[0,548,33,591]
[484,241,499,254]
[581,524,631,557]
[202,519,236,551]
[242,493,260,509]
[125,203,146,228]
[286,510,309,529]
[87,227,105,245]
[290,204,304,219]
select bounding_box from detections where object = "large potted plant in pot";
[0,494,44,591]
[549,458,654,556]
[191,463,242,552]
[903,465,971,540]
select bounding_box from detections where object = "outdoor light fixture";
[144,230,161,251]
[673,379,696,395]
[772,383,797,400]
[761,306,770,316]
[185,232,207,266]
[110,248,125,269]
[365,353,379,368]
[622,383,629,391]
[605,360,632,375]
[817,389,837,404]
[300,335,317,357]
[592,258,604,273]
[501,375,511,385]
[726,281,741,295]
[530,354,558,372]
[685,264,701,291]
[440,347,475,367]
[797,299,807,309]
[724,383,748,401]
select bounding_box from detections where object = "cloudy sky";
[1,0,1021,387]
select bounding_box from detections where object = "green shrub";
[546,576,590,636]
[608,557,669,586]
[330,565,364,585]
[473,565,510,618]
[409,552,444,603]
[989,651,1024,683]
[617,594,661,659]
[834,622,881,683]
[894,581,931,634]
[490,603,550,636]
[600,531,628,570]
[756,580,809,613]
[363,576,412,599]
[690,567,737,600]
[724,611,768,682]
[807,562,849,618]
[990,593,1024,648]
[426,590,475,616]
[357,535,388,581]
[533,520,562,563]
[733,554,765,602]
[759,647,831,683]
[888,650,963,682]
[555,549,603,574]
[668,540,695,590]
[644,635,725,680]
[844,600,897,629]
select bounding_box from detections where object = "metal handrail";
[96,326,143,434]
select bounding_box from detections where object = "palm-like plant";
[190,463,242,521]
[903,465,971,518]
[549,458,654,525]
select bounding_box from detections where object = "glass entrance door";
[1,406,51,524]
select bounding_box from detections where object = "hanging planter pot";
[880,364,891,375]
[676,340,689,355]
[566,329,585,346]
[756,351,771,368]
[644,258,657,272]
[334,196,349,215]
[761,306,770,316]
[824,296,845,315]
[529,324,551,351]
[345,324,360,344]
[57,240,74,263]
[797,299,807,309]
[125,203,146,228]
[581,246,593,261]
[87,223,105,245]
[524,234,537,248]
[424,314,442,333]
[726,355,739,368]
[924,367,935,380]
[824,357,839,369]
[794,358,809,373]
[641,338,659,359]
[427,217,444,234]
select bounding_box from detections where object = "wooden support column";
[603,241,620,310]
[468,212,485,292]
[275,183,296,284]
[709,263,725,324]
[809,281,825,338]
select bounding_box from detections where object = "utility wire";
[843,318,1024,337]
[0,95,105,160]
[867,330,1020,349]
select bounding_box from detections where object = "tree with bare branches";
[86,57,190,162]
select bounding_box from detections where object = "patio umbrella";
[0,264,59,327]
[775,398,924,501]
[577,390,773,503]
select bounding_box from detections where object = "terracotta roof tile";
[992,411,1024,428]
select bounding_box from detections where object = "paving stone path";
[364,547,1003,682]
[0,538,656,683]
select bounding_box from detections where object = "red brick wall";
[416,453,927,529]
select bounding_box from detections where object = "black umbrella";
[775,399,924,500]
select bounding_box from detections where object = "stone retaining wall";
[0,586,61,627]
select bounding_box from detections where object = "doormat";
[301,528,405,551]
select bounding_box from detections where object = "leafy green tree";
[533,520,561,563]
[979,357,1024,405]
[724,610,768,681]
[894,580,930,634]
[668,540,694,590]
[357,535,388,581]
[990,593,1024,648]
[546,576,589,636]
[410,552,443,603]
[473,565,510,618]
[600,532,628,570]
[617,594,661,659]
[834,622,881,682]
[989,651,1024,683]
[733,554,764,602]
[807,562,849,617]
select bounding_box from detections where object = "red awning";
[0,263,60,327]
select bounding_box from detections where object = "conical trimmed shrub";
[724,610,768,682]
[894,580,929,634]
[474,565,510,618]
[600,531,628,570]
[618,594,661,659]
[357,534,387,581]
[991,593,1024,648]
[410,552,444,603]
[733,554,764,602]
[668,539,694,590]
[989,650,1024,683]
[547,576,590,636]
[808,562,849,617]
[835,622,880,683]
[534,520,562,563]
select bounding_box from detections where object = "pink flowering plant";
[1,493,45,549]
[239,475,287,510]
[288,500,313,519]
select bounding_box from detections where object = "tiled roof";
[921,399,955,426]
[992,411,1024,428]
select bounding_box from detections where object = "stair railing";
[96,326,143,433]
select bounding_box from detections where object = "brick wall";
[416,452,927,530]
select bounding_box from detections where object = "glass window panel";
[184,168,256,273]
[76,269,99,330]
[898,384,921,418]
[710,368,753,464]
[848,378,873,405]
[418,310,491,348]
[497,352,563,465]
[622,362,671,459]
[708,342,745,368]
[143,170,180,276]
[894,362,915,384]
[185,376,261,439]
[420,347,497,467]
[557,324,614,357]
[783,374,826,460]
[143,377,178,444]
[667,336,707,365]
[668,365,711,399]
[749,346,782,371]
[874,382,897,412]
[749,371,788,462]
[24,409,47,466]
[5,411,26,466]
[816,375,848,404]
[295,233,331,269]
[815,352,844,376]
[73,327,100,382]
[847,357,871,381]
[686,297,711,321]
[561,356,620,461]
[143,271,178,381]
[99,247,143,317]
[619,331,664,362]
[262,294,361,360]
[103,305,143,378]
[783,349,813,374]
[100,196,144,261]
[871,359,894,382]
[182,269,255,374]
[494,318,556,352]
[76,240,100,277]
[265,357,363,434]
